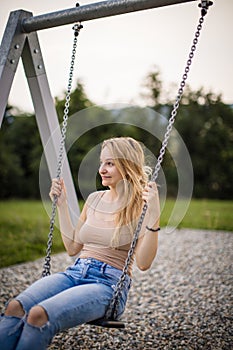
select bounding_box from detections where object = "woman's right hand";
[49,178,67,206]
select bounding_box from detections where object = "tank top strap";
[87,191,105,212]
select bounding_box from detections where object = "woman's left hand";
[142,181,160,226]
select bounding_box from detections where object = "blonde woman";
[0,137,160,350]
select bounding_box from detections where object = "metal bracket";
[198,0,213,16]
[0,10,31,122]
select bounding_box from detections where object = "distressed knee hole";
[5,299,25,318]
[27,306,48,327]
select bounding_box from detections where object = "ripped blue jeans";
[0,258,131,350]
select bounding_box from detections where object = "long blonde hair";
[101,137,152,247]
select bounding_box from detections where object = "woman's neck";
[105,188,119,202]
[107,180,127,202]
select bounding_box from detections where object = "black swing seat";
[87,318,125,329]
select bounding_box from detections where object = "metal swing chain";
[42,23,83,277]
[105,0,213,320]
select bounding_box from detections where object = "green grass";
[0,201,63,268]
[160,199,233,231]
[0,199,232,268]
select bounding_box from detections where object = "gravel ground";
[0,229,232,350]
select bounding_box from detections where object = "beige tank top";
[77,190,146,276]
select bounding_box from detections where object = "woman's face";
[99,146,123,189]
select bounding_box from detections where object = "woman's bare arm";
[50,178,84,256]
[135,182,160,271]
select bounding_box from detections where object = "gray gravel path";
[0,229,232,349]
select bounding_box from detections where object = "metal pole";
[22,31,80,223]
[0,10,30,126]
[22,0,196,33]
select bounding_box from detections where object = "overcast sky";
[0,0,232,112]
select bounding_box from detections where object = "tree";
[1,74,232,200]
[0,106,23,198]
[176,89,233,198]
[141,66,162,109]
[55,80,93,122]
[0,107,43,198]
[0,81,94,199]
[142,68,233,199]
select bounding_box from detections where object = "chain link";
[105,0,212,320]
[42,23,83,277]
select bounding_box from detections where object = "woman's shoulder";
[86,190,105,206]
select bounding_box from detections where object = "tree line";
[0,70,232,199]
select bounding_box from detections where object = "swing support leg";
[0,10,80,224]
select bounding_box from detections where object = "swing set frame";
[0,0,196,223]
